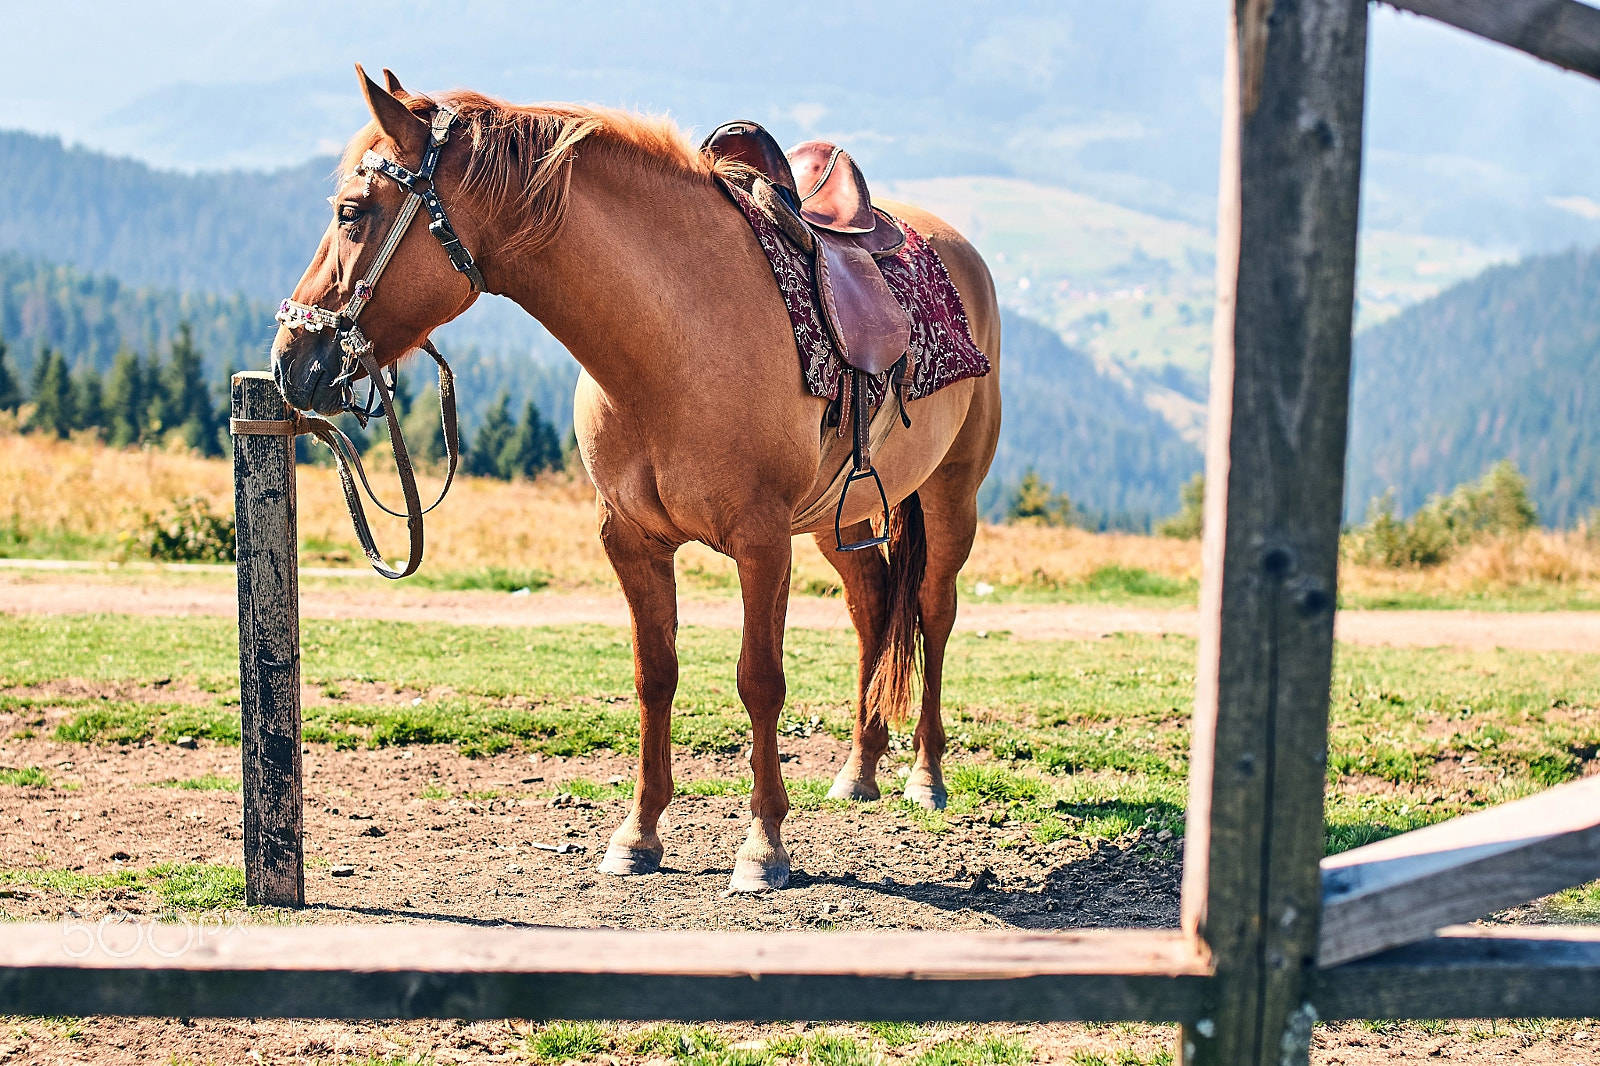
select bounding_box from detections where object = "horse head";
[271,65,484,415]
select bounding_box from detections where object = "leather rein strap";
[265,106,479,580]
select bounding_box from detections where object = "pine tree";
[73,364,105,436]
[467,393,516,479]
[399,382,447,467]
[26,348,73,438]
[158,322,220,456]
[504,400,561,479]
[1006,468,1074,527]
[0,338,20,412]
[1156,473,1205,539]
[104,349,147,447]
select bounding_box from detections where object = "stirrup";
[834,464,891,552]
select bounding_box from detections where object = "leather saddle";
[702,121,911,378]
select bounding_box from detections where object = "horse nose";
[271,341,343,415]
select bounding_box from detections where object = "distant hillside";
[0,253,276,373]
[0,130,329,303]
[2,131,1506,399]
[1347,247,1600,528]
[0,253,577,437]
[985,309,1200,527]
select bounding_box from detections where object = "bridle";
[260,106,482,580]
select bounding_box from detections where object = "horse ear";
[382,68,406,96]
[356,63,428,162]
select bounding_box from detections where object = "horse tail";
[866,491,927,725]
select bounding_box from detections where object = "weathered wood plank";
[1320,775,1600,966]
[1312,925,1600,1019]
[0,926,1209,1021]
[232,371,304,908]
[1182,2,1369,1063]
[1384,0,1600,82]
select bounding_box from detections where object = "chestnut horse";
[272,67,1001,892]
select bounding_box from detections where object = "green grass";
[0,863,244,909]
[558,778,635,802]
[627,1024,728,1059]
[963,565,1198,607]
[1067,1050,1173,1066]
[149,774,240,792]
[0,523,117,561]
[528,1021,611,1063]
[862,1022,925,1048]
[15,612,1600,862]
[409,566,553,593]
[1338,585,1600,612]
[0,766,52,788]
[916,1037,1030,1066]
[1537,880,1600,922]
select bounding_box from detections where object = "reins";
[256,105,480,580]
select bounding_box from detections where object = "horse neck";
[487,138,773,396]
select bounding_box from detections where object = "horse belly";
[792,377,976,536]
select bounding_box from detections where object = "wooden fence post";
[232,371,305,907]
[1180,2,1368,1064]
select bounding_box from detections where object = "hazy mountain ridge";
[0,252,277,374]
[986,310,1200,527]
[0,131,330,302]
[1347,246,1600,528]
[12,2,1600,257]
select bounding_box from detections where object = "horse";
[271,66,1001,892]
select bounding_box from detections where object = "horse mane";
[341,89,747,257]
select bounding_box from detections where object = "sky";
[3,1,1599,253]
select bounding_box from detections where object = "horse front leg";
[596,503,680,877]
[729,536,794,892]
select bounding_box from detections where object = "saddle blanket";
[723,181,990,407]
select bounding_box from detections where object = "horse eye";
[338,203,362,224]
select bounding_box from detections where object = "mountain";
[0,253,578,439]
[987,309,1199,527]
[0,131,329,303]
[0,130,1506,399]
[1347,246,1600,528]
[9,3,1600,257]
[0,252,277,373]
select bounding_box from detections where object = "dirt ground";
[1,686,1596,1065]
[7,568,1600,651]
[3,571,1598,1063]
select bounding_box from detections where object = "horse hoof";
[728,857,790,892]
[598,844,662,876]
[827,772,881,802]
[903,782,947,810]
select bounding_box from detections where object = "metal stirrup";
[834,369,892,552]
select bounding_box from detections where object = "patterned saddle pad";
[720,180,990,408]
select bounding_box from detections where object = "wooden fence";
[3,2,1600,1063]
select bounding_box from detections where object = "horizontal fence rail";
[3,924,1599,1023]
[0,927,1210,1022]
[1386,0,1600,81]
[1320,774,1600,966]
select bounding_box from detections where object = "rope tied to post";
[231,342,459,581]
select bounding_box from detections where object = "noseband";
[264,106,482,580]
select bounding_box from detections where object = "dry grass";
[1339,530,1600,607]
[8,429,1600,606]
[0,431,1205,596]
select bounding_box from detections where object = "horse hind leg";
[902,477,980,811]
[595,503,678,877]
[815,521,891,801]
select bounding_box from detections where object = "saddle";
[704,120,912,550]
[703,122,910,376]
